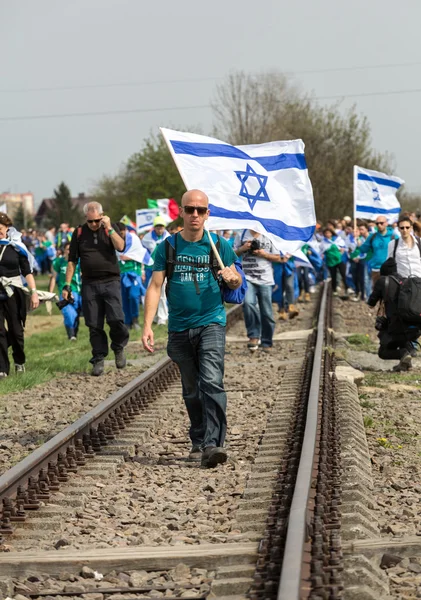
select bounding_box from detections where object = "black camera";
[375,316,388,331]
[248,238,261,253]
[56,295,74,311]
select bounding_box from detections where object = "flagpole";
[353,165,358,236]
[159,127,225,270]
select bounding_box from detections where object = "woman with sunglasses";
[388,215,421,278]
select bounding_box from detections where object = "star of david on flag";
[235,164,270,209]
[160,128,316,254]
[354,165,404,224]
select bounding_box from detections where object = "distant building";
[0,192,34,220]
[35,192,93,227]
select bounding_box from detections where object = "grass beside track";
[1,275,168,395]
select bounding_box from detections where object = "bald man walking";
[142,190,241,468]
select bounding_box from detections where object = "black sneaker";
[92,360,104,377]
[15,364,26,373]
[201,446,228,468]
[114,349,127,369]
[188,446,202,460]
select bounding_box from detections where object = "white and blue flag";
[354,165,404,223]
[160,128,316,254]
[118,231,154,266]
[136,208,160,234]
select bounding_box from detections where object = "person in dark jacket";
[367,257,420,371]
[63,202,129,376]
[0,213,40,377]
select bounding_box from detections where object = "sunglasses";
[399,226,411,230]
[376,221,387,225]
[87,218,102,224]
[183,206,208,216]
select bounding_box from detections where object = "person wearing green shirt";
[142,189,241,468]
[49,243,82,341]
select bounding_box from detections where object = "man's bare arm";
[142,271,165,352]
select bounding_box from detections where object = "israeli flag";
[136,208,159,234]
[354,165,404,223]
[160,128,316,254]
[118,231,153,266]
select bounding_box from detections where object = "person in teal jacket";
[358,217,396,285]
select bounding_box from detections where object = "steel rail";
[277,281,328,599]
[0,355,174,501]
[0,305,242,525]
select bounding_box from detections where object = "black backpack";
[397,277,421,324]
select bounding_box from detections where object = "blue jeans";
[167,323,227,449]
[243,281,275,347]
[121,277,142,325]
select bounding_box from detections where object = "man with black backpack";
[64,202,129,377]
[388,215,421,277]
[142,189,241,468]
[367,257,420,371]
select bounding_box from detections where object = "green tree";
[45,182,82,227]
[212,71,392,223]
[94,133,186,222]
[13,203,26,230]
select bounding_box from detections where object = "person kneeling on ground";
[367,257,420,372]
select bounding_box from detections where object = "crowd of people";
[0,195,420,466]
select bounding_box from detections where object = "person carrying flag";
[142,189,241,468]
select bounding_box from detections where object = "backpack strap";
[392,238,399,258]
[416,237,421,257]
[369,232,377,250]
[165,233,178,297]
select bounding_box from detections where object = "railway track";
[0,283,345,599]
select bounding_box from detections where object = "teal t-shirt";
[153,232,237,332]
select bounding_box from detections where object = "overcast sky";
[1,0,420,208]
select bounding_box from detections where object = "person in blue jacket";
[358,216,396,286]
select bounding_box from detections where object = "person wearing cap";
[141,216,170,288]
[141,216,170,325]
[367,257,420,372]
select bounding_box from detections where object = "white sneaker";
[347,288,355,296]
[15,364,25,373]
[0,372,7,378]
[351,295,360,302]
[70,336,77,342]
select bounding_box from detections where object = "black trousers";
[328,262,347,292]
[0,294,25,375]
[82,279,129,364]
[378,331,411,360]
